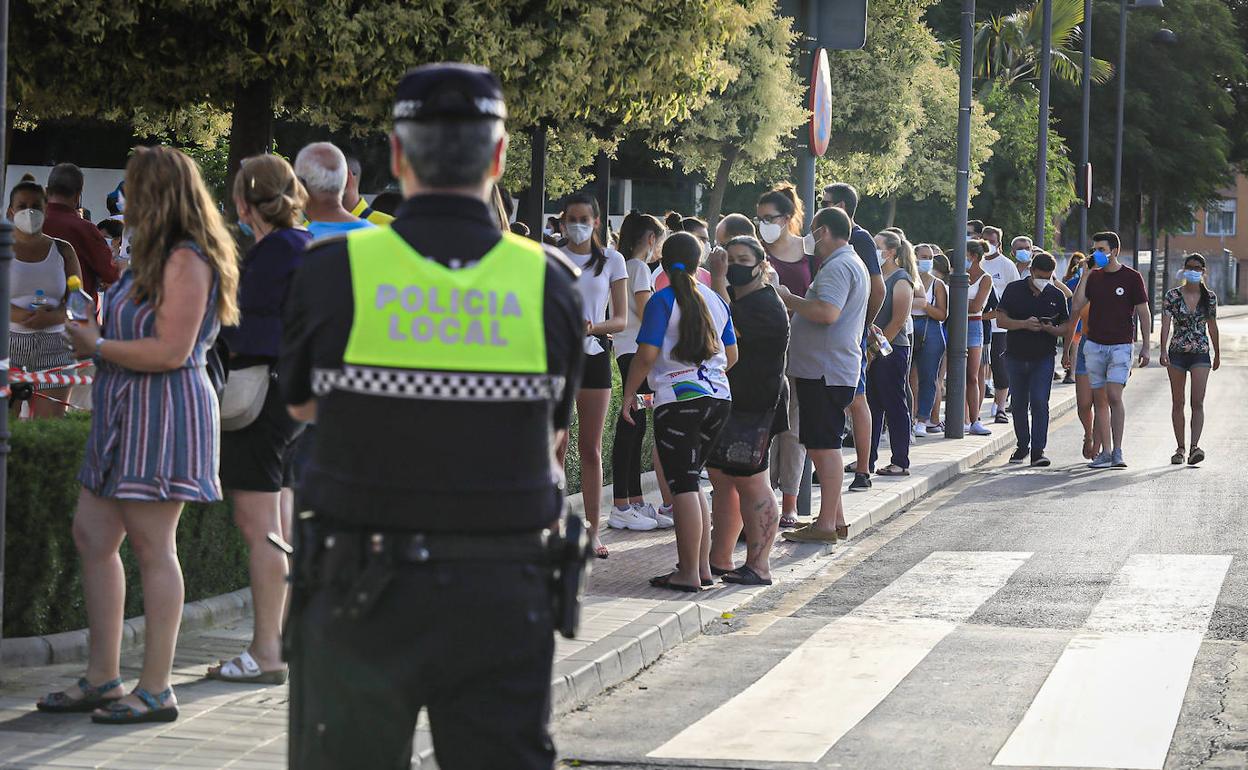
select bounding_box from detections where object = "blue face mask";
[1092,249,1110,268]
[238,220,254,238]
[1182,269,1203,283]
[1015,249,1031,263]
[917,259,934,274]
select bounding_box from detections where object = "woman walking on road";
[621,232,736,593]
[1160,254,1220,465]
[41,146,239,724]
[560,193,629,559]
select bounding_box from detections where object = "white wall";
[3,165,126,223]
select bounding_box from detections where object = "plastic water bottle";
[873,326,894,357]
[65,275,95,323]
[29,289,49,311]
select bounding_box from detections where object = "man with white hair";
[294,142,374,239]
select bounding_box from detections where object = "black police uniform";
[279,64,584,770]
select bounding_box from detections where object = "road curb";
[1,589,252,668]
[545,388,1081,716]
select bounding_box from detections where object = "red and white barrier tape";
[2,363,94,398]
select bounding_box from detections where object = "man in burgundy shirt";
[43,163,119,300]
[1070,231,1150,469]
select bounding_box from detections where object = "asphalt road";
[553,311,1248,770]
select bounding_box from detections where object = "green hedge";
[4,373,649,638]
[4,414,248,639]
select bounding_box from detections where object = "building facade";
[1166,175,1246,302]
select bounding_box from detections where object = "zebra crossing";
[637,551,1233,769]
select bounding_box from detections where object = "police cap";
[393,63,508,123]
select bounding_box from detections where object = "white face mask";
[758,221,784,244]
[802,231,816,255]
[987,244,998,256]
[1032,277,1052,291]
[13,208,44,235]
[875,248,884,263]
[702,241,711,260]
[565,222,593,246]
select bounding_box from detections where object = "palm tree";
[942,0,1114,90]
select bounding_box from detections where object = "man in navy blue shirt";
[996,252,1069,467]
[822,183,884,491]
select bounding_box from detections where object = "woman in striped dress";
[38,146,240,724]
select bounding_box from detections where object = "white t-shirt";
[980,254,1021,332]
[614,258,655,356]
[561,244,628,354]
[637,283,735,408]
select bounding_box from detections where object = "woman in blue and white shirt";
[621,232,737,593]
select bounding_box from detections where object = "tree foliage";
[966,0,1113,90]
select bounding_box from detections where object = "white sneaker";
[913,422,928,438]
[635,502,674,529]
[969,421,993,436]
[607,507,658,531]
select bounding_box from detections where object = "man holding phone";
[996,252,1069,467]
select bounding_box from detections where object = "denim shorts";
[1083,340,1133,389]
[1075,337,1088,377]
[967,318,985,349]
[1167,349,1212,371]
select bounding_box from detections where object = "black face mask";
[727,263,760,287]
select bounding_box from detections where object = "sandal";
[649,571,701,593]
[37,676,124,713]
[207,651,288,685]
[1188,447,1205,466]
[721,565,773,586]
[710,564,738,576]
[1171,446,1186,465]
[876,464,910,477]
[91,687,178,725]
[593,542,609,560]
[779,513,801,529]
[1083,434,1097,461]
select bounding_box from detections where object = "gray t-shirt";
[788,244,869,387]
[875,269,915,347]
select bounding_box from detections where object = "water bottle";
[65,275,95,323]
[873,326,894,357]
[29,289,49,311]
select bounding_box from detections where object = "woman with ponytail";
[608,212,673,532]
[1160,254,1220,465]
[621,232,737,592]
[864,229,916,476]
[755,183,811,527]
[560,192,629,558]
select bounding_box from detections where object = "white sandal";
[206,650,288,685]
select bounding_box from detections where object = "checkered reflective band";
[313,365,565,403]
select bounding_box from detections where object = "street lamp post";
[1079,0,1092,251]
[1035,0,1054,249]
[946,0,975,440]
[1111,0,1166,233]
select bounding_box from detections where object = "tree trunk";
[884,194,898,228]
[706,144,740,234]
[225,76,274,218]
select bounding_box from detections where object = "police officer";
[279,63,584,770]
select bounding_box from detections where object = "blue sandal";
[37,677,124,713]
[91,687,178,725]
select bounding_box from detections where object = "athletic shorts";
[990,332,1010,389]
[10,331,75,389]
[856,336,868,396]
[794,378,856,450]
[581,349,613,390]
[1167,349,1212,372]
[653,398,732,495]
[1083,340,1133,389]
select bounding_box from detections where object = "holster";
[546,513,592,639]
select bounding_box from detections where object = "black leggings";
[990,331,1011,390]
[612,354,649,501]
[654,398,732,495]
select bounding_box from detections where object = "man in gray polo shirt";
[774,206,869,544]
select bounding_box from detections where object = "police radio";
[549,513,592,638]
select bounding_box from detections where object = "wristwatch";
[93,336,106,363]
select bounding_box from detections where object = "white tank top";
[911,276,943,317]
[11,240,67,334]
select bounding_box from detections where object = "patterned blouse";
[1163,286,1217,353]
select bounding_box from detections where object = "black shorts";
[794,378,856,450]
[990,331,1010,389]
[581,349,613,390]
[221,380,304,493]
[654,398,732,494]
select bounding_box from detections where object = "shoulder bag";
[220,364,271,432]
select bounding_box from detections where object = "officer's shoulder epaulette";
[543,244,581,280]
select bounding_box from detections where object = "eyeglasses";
[755,213,786,225]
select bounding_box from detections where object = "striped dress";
[78,242,223,502]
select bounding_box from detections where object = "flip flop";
[1083,434,1096,460]
[91,687,178,725]
[779,513,801,529]
[593,543,609,559]
[710,564,738,576]
[206,651,288,685]
[876,465,910,477]
[721,565,773,586]
[37,677,124,713]
[649,571,701,593]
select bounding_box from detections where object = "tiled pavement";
[0,388,1077,768]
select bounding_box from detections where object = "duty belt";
[312,365,565,402]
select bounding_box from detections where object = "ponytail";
[758,183,804,236]
[665,211,684,233]
[662,232,718,364]
[618,211,665,262]
[878,230,918,287]
[563,192,607,276]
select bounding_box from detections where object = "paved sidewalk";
[0,388,1077,769]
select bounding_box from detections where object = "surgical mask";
[238,219,254,239]
[13,208,44,235]
[917,258,934,274]
[875,248,884,264]
[727,263,760,287]
[1015,249,1031,263]
[1032,278,1052,291]
[803,231,816,254]
[1182,269,1203,283]
[116,191,126,214]
[702,241,712,260]
[987,244,998,256]
[758,221,784,244]
[1092,249,1110,268]
[565,222,593,246]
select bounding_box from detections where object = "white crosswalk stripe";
[648,551,1032,763]
[993,554,1232,770]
